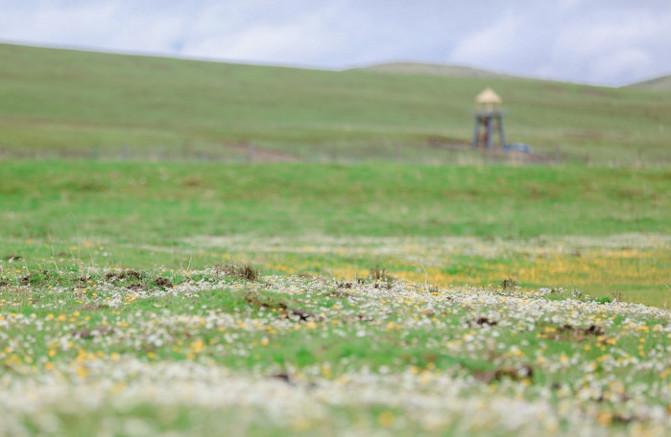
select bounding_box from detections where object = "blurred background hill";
[1,43,669,165]
[629,75,671,92]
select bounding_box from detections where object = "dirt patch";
[105,270,144,282]
[76,275,92,288]
[543,324,605,341]
[474,364,534,383]
[153,277,173,289]
[216,264,258,281]
[181,176,204,187]
[269,372,293,385]
[245,292,318,322]
[72,326,115,340]
[79,303,106,311]
[474,317,498,327]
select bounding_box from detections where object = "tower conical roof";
[475,88,502,105]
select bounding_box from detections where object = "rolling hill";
[628,75,671,92]
[0,43,669,164]
[354,62,510,79]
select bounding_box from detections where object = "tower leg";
[472,117,480,147]
[485,117,492,148]
[497,114,506,148]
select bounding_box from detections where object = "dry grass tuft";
[217,264,259,281]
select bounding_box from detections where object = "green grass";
[2,161,669,241]
[1,43,670,164]
[1,161,670,306]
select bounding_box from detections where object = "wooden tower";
[472,88,506,149]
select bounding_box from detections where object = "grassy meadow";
[1,43,670,164]
[1,43,671,435]
[2,161,670,306]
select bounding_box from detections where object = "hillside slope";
[0,43,669,163]
[628,75,671,92]
[355,62,509,79]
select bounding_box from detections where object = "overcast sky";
[1,0,670,86]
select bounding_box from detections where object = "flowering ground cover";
[2,268,671,435]
[2,162,670,305]
[1,162,670,435]
[3,233,670,307]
